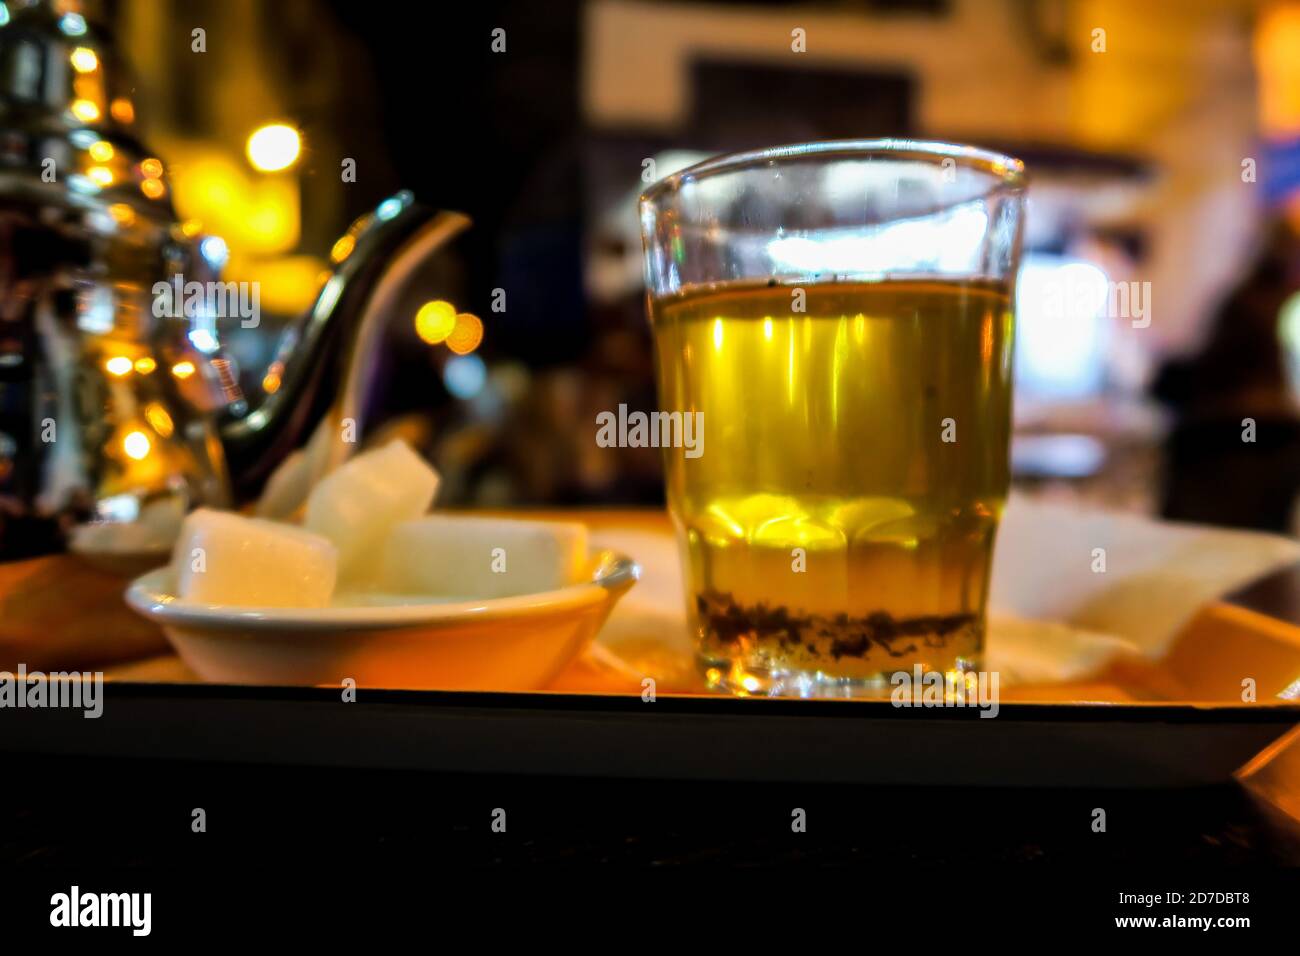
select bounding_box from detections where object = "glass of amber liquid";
[639,140,1026,697]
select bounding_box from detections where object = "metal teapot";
[0,2,468,561]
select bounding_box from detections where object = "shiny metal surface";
[0,2,458,560]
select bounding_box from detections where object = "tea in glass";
[651,278,1013,693]
[639,140,1026,696]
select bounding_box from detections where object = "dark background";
[85,0,1300,524]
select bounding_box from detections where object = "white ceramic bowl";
[125,551,639,690]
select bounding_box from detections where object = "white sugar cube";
[172,509,338,608]
[304,440,440,582]
[377,516,589,599]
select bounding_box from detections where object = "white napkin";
[990,496,1300,657]
[590,495,1300,686]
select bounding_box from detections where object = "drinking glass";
[639,140,1026,697]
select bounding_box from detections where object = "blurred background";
[12,0,1300,530]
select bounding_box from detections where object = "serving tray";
[4,680,1298,790]
[3,511,1300,793]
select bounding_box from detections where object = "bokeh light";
[58,12,87,36]
[71,99,100,122]
[109,97,134,124]
[443,354,487,399]
[446,312,484,355]
[246,124,301,172]
[122,430,151,460]
[415,300,457,344]
[70,47,98,73]
[144,403,174,438]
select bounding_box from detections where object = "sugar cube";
[304,440,440,582]
[172,508,338,607]
[377,516,589,599]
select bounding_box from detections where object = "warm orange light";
[86,165,113,187]
[415,300,457,345]
[171,360,196,380]
[110,97,135,124]
[70,47,99,73]
[105,355,133,376]
[1256,6,1300,137]
[144,402,174,438]
[134,356,156,374]
[71,98,100,122]
[261,371,282,394]
[108,203,135,226]
[140,178,165,199]
[123,430,151,460]
[167,149,300,255]
[140,157,163,179]
[244,200,294,248]
[88,140,113,162]
[330,234,356,263]
[180,219,203,237]
[446,312,484,355]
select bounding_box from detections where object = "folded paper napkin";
[590,495,1300,687]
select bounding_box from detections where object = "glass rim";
[639,138,1028,207]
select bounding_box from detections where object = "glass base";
[698,653,982,699]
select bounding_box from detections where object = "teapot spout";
[218,194,470,502]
